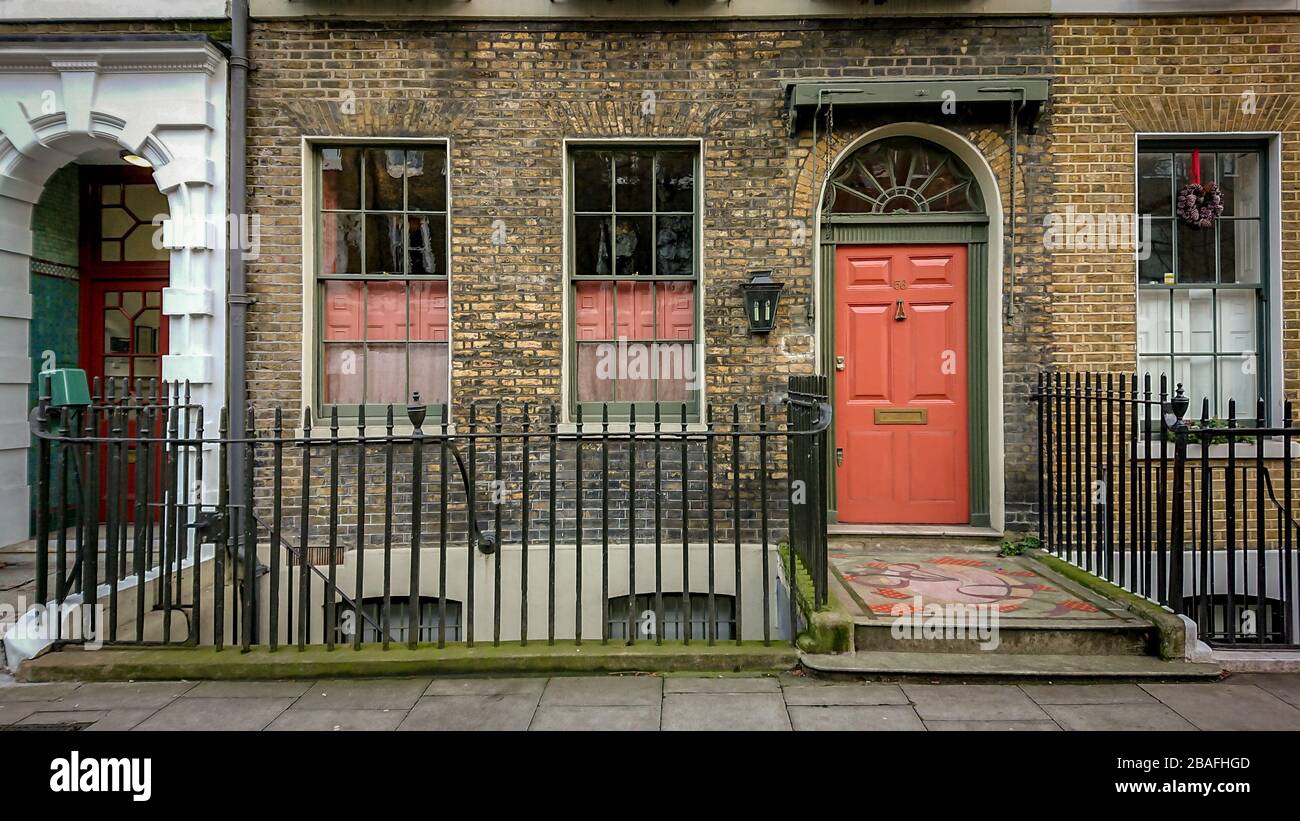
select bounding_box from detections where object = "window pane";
[321,147,361,210]
[1216,289,1256,355]
[655,215,692,277]
[364,148,406,211]
[574,281,614,340]
[405,149,446,212]
[654,342,696,402]
[1173,356,1213,419]
[136,310,160,354]
[576,342,614,401]
[104,356,129,378]
[1137,290,1170,354]
[1137,152,1172,216]
[1218,357,1258,419]
[322,280,363,340]
[102,207,132,239]
[135,358,159,378]
[614,281,655,341]
[124,184,169,223]
[574,216,612,276]
[365,344,406,404]
[124,224,166,261]
[323,343,364,404]
[321,213,363,275]
[573,151,612,212]
[409,343,449,406]
[1219,152,1259,217]
[365,214,404,274]
[366,281,407,341]
[614,216,652,276]
[614,151,653,211]
[1172,288,1214,353]
[616,342,654,401]
[655,151,694,212]
[1139,219,1173,284]
[1175,221,1214,283]
[104,308,130,354]
[655,281,694,340]
[1174,151,1214,195]
[408,214,445,276]
[1220,219,1261,284]
[410,280,449,341]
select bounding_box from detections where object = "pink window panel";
[614,281,655,341]
[656,282,695,340]
[366,282,407,341]
[322,281,363,340]
[410,280,449,341]
[574,281,614,341]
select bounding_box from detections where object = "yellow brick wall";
[1051,15,1300,400]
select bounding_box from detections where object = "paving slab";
[1043,703,1197,731]
[399,695,538,731]
[0,682,81,702]
[529,705,660,731]
[540,676,662,706]
[663,677,780,694]
[782,684,910,706]
[1019,684,1158,705]
[424,677,548,697]
[133,697,294,731]
[295,678,432,710]
[788,705,924,731]
[16,710,108,727]
[925,720,1061,731]
[1219,674,1300,709]
[84,709,159,731]
[1141,683,1300,731]
[661,693,791,731]
[0,701,47,726]
[903,684,1050,722]
[187,680,314,699]
[52,681,196,710]
[268,708,406,731]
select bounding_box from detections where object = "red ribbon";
[1190,148,1201,187]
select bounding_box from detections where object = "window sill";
[556,421,708,435]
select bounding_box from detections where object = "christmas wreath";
[1176,148,1223,229]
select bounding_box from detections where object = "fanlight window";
[824,137,983,215]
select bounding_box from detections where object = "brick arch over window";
[0,39,228,546]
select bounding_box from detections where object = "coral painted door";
[834,245,969,524]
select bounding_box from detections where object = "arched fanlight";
[825,136,983,216]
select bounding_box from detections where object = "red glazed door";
[834,245,969,524]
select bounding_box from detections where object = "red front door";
[834,244,969,524]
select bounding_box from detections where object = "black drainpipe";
[228,0,250,497]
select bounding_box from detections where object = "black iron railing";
[29,375,831,651]
[1034,371,1298,648]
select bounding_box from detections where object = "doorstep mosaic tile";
[831,551,1116,621]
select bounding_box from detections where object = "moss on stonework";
[779,544,852,655]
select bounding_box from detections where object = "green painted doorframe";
[818,218,992,528]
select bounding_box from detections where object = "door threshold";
[827,523,1002,538]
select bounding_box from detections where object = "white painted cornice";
[0,42,225,76]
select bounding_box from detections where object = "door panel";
[834,244,969,524]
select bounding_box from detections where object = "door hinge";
[835,447,844,467]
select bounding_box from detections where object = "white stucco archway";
[813,121,1006,531]
[0,38,228,545]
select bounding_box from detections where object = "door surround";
[814,123,1004,530]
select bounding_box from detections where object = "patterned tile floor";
[831,550,1123,621]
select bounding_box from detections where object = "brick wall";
[1050,14,1300,393]
[245,17,1055,524]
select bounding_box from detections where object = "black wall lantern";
[742,270,784,334]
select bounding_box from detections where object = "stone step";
[853,619,1155,656]
[801,651,1222,680]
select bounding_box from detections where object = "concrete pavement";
[4,673,1300,731]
